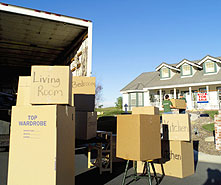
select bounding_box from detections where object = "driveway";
[1,152,221,185]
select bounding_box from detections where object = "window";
[130,93,136,107]
[137,93,143,106]
[204,60,217,74]
[160,67,170,78]
[181,64,192,76]
[128,92,144,109]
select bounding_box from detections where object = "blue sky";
[4,0,221,107]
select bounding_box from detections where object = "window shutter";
[181,65,183,76]
[214,63,217,73]
[190,66,193,75]
[203,62,206,74]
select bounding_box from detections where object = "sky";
[3,0,221,107]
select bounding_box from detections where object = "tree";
[95,82,103,108]
[115,96,123,109]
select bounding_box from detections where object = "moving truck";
[0,2,93,147]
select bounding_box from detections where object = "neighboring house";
[120,55,221,111]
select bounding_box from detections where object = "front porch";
[145,85,221,111]
[124,85,221,111]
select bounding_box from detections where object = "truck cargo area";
[0,3,92,121]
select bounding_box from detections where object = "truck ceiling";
[0,3,92,68]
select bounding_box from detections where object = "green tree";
[115,96,123,109]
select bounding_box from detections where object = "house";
[120,55,221,111]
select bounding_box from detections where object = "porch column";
[174,88,177,99]
[144,90,151,106]
[206,85,209,101]
[159,89,162,108]
[189,87,192,110]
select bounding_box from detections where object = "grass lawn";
[96,107,126,117]
[203,110,218,119]
[202,123,214,132]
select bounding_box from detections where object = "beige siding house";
[121,55,221,111]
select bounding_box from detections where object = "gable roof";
[198,55,221,65]
[176,59,202,69]
[155,62,180,72]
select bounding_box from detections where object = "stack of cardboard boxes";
[214,110,221,151]
[116,106,161,161]
[72,76,97,140]
[159,114,194,178]
[130,106,194,179]
[8,66,75,185]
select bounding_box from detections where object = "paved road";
[1,152,221,185]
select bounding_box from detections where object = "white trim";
[198,56,221,65]
[160,77,172,80]
[176,59,202,69]
[143,81,221,90]
[156,63,180,72]
[120,90,146,94]
[204,71,219,76]
[0,3,92,27]
[180,74,194,78]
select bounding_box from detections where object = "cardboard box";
[132,106,159,115]
[162,114,191,141]
[30,66,72,105]
[72,94,95,111]
[116,114,161,161]
[137,140,194,178]
[75,111,97,140]
[16,76,31,106]
[72,76,96,94]
[8,105,75,185]
[170,99,186,109]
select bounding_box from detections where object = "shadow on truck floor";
[75,161,128,185]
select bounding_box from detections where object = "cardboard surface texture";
[170,99,186,109]
[8,105,75,185]
[16,76,31,106]
[162,114,191,141]
[75,111,97,140]
[116,114,161,161]
[132,106,159,115]
[72,94,95,112]
[30,66,72,105]
[72,76,96,94]
[137,140,194,178]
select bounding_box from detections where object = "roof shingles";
[121,56,221,92]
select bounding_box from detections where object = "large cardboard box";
[72,94,95,111]
[16,76,31,106]
[162,114,191,141]
[132,106,159,115]
[137,140,194,178]
[170,99,186,109]
[75,111,97,140]
[72,76,96,94]
[30,66,72,105]
[116,114,161,161]
[8,105,75,185]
